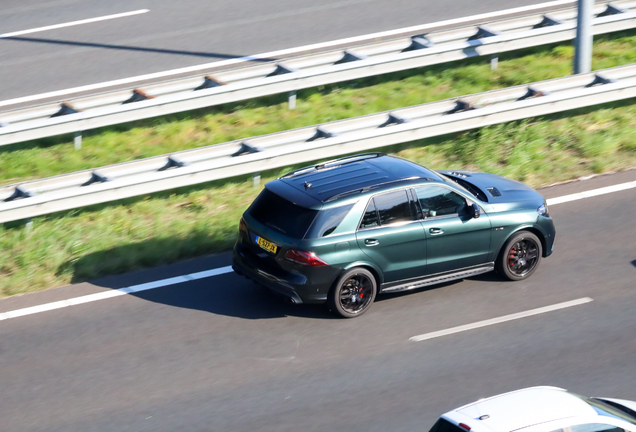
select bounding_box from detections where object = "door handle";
[364,239,379,246]
[429,228,444,235]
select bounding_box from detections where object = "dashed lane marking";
[409,297,593,342]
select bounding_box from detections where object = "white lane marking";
[410,297,593,342]
[0,175,633,321]
[0,9,150,39]
[0,0,575,108]
[0,266,233,321]
[546,180,636,205]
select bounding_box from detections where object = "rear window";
[248,189,318,238]
[429,419,466,432]
[305,204,354,238]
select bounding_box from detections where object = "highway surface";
[1,0,557,100]
[0,170,635,432]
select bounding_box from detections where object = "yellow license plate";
[256,236,278,254]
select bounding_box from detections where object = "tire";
[328,268,377,318]
[497,231,543,281]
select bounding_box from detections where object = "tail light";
[239,218,248,235]
[284,250,328,267]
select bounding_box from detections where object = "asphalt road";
[0,170,635,432]
[0,0,555,100]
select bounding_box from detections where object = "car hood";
[440,170,545,211]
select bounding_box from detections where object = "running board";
[380,263,495,293]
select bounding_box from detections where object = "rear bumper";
[232,243,335,304]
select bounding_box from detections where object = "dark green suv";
[232,153,555,318]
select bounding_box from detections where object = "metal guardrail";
[1,63,635,224]
[0,1,635,148]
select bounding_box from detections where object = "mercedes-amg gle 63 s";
[232,153,555,318]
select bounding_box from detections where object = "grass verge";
[2,32,636,296]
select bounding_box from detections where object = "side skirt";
[380,263,495,294]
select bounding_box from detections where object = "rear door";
[413,185,492,274]
[355,189,427,283]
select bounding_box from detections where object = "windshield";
[436,172,488,202]
[574,395,636,425]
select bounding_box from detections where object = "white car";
[430,387,636,432]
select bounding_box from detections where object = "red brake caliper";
[509,246,516,267]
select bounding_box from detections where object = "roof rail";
[281,153,386,178]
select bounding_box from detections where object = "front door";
[413,185,492,275]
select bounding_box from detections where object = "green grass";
[2,32,636,296]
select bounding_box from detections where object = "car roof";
[449,387,598,432]
[275,153,443,204]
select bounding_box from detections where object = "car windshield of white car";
[576,395,636,425]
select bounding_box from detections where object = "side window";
[359,199,379,229]
[552,424,625,432]
[305,204,354,238]
[414,186,467,218]
[374,190,413,225]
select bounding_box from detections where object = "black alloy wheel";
[328,268,377,318]
[498,231,543,281]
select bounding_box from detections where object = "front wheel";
[328,268,377,318]
[497,231,543,281]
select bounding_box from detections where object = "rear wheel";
[498,231,542,281]
[328,268,377,318]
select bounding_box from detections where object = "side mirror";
[471,203,480,219]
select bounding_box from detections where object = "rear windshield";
[429,419,466,432]
[248,189,318,239]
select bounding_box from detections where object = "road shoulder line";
[0,266,233,321]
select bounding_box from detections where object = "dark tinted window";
[306,204,354,238]
[415,186,467,218]
[428,419,466,432]
[359,199,378,229]
[374,190,413,225]
[248,189,318,238]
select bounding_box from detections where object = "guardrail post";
[574,0,593,74]
[253,172,261,187]
[490,54,498,70]
[288,90,297,109]
[25,218,33,233]
[74,131,82,150]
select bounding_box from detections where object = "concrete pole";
[573,0,593,74]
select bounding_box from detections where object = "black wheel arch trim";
[342,261,383,286]
[504,225,548,257]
